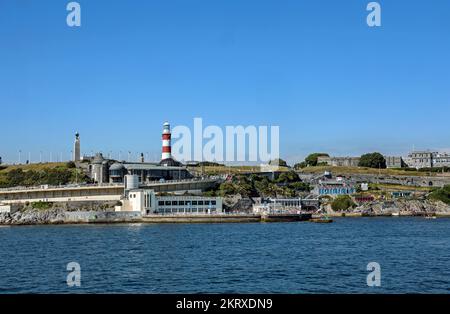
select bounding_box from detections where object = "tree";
[275,171,300,183]
[331,195,356,211]
[358,152,386,169]
[289,182,311,192]
[269,158,288,167]
[293,162,307,170]
[305,153,329,167]
[218,181,237,196]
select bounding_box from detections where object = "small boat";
[424,214,437,219]
[392,212,400,217]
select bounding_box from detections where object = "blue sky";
[0,0,449,165]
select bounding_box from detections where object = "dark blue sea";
[0,218,449,293]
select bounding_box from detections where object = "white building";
[253,198,303,214]
[118,189,223,215]
[405,151,450,169]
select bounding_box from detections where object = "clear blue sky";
[1,0,449,164]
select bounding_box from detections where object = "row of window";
[413,158,450,163]
[158,208,217,213]
[158,200,216,206]
[319,188,355,195]
[270,201,302,206]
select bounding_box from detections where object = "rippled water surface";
[0,218,449,293]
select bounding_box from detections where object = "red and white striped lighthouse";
[161,122,172,160]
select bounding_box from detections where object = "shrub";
[428,185,450,205]
[331,195,356,211]
[289,182,311,192]
[275,171,300,183]
[218,181,237,196]
[31,201,53,210]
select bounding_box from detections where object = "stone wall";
[64,211,142,223]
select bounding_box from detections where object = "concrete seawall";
[64,211,142,224]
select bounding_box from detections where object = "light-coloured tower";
[161,122,171,160]
[73,132,80,162]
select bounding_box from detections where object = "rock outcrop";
[223,194,255,212]
[0,201,118,225]
[0,208,66,225]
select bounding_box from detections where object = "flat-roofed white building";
[252,197,320,214]
[118,189,223,215]
[405,151,450,169]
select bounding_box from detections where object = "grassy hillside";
[0,162,89,188]
[370,183,433,192]
[188,165,291,175]
[298,165,447,177]
[0,162,67,173]
[189,164,448,178]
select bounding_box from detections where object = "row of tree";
[278,152,389,170]
[206,171,311,198]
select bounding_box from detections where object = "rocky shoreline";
[1,198,449,226]
[328,199,450,216]
[0,208,66,225]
